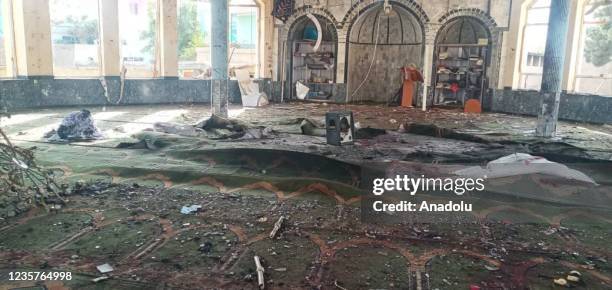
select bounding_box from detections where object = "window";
[574,1,612,96]
[518,0,550,90]
[119,0,158,78]
[49,0,101,77]
[0,0,10,77]
[177,0,259,79]
[229,0,258,77]
[177,0,211,79]
[527,53,544,67]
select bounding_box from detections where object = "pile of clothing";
[46,110,103,142]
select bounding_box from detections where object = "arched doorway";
[285,15,338,101]
[346,2,424,103]
[432,17,491,108]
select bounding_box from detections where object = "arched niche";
[432,17,492,108]
[346,2,424,103]
[285,14,338,100]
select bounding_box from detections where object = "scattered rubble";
[198,242,213,253]
[269,216,285,239]
[180,204,202,215]
[300,118,326,137]
[354,127,386,139]
[1,104,611,288]
[0,128,64,218]
[154,122,202,137]
[553,278,568,286]
[254,255,265,289]
[402,123,490,144]
[96,263,114,274]
[92,276,109,283]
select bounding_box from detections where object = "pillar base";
[536,91,561,137]
[211,79,229,118]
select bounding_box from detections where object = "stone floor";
[0,103,610,289]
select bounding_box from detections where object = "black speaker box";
[325,111,355,146]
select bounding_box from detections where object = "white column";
[502,0,527,89]
[159,0,178,78]
[421,43,434,111]
[2,0,15,76]
[336,39,346,83]
[98,0,120,77]
[12,0,53,77]
[421,24,438,111]
[562,0,581,92]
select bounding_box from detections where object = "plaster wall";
[0,78,243,110]
[492,89,612,124]
[347,44,421,102]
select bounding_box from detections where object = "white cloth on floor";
[235,69,268,107]
[455,153,596,184]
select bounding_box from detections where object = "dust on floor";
[0,103,611,289]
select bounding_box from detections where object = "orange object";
[402,79,415,107]
[464,99,482,114]
[400,66,424,108]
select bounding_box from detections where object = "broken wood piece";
[254,255,265,289]
[92,276,109,283]
[269,216,285,239]
[334,280,348,290]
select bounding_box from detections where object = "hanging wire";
[347,3,384,103]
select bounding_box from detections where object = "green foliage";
[52,16,99,44]
[140,2,156,56]
[140,0,206,60]
[584,4,612,67]
[178,1,206,61]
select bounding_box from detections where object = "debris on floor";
[153,122,202,137]
[195,114,275,140]
[269,216,285,239]
[254,255,265,289]
[116,131,183,150]
[180,204,202,214]
[402,122,490,144]
[0,128,63,218]
[354,127,387,139]
[455,153,597,184]
[554,277,568,286]
[91,276,109,283]
[46,109,103,142]
[236,68,269,107]
[96,263,114,274]
[300,118,326,137]
[1,104,611,289]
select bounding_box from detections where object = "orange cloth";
[464,99,482,114]
[402,80,415,107]
[400,67,424,108]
